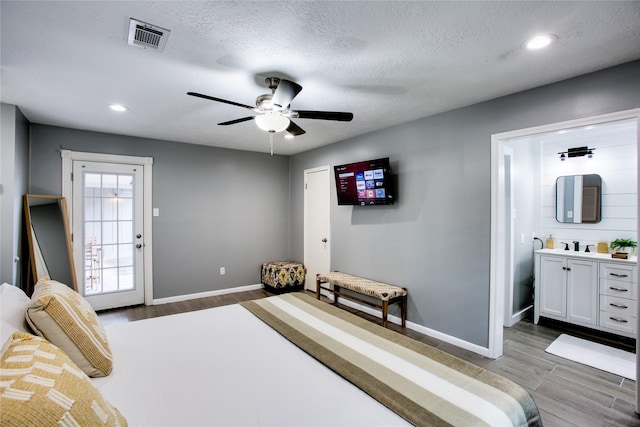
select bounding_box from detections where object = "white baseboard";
[328,295,492,358]
[152,283,263,305]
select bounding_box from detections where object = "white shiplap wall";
[540,118,637,252]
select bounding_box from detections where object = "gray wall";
[0,103,29,287]
[289,60,640,347]
[29,125,291,299]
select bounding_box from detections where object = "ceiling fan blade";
[187,92,255,110]
[286,121,306,136]
[218,116,255,126]
[295,110,354,121]
[271,79,303,109]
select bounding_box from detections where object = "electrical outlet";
[220,267,225,275]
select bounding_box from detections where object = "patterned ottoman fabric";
[261,262,306,290]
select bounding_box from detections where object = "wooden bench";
[315,272,407,328]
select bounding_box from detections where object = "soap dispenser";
[546,235,555,249]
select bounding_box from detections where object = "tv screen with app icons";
[333,157,395,205]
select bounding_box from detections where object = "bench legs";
[382,300,389,328]
[316,274,407,329]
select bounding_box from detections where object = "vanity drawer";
[600,279,637,300]
[600,263,636,283]
[599,311,637,335]
[599,295,636,317]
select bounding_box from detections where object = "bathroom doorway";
[489,108,640,360]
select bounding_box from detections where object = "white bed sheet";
[92,303,409,426]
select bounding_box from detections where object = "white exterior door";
[304,166,331,292]
[72,161,145,310]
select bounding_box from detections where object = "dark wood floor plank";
[97,288,640,426]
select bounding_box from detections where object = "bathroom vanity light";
[558,146,595,161]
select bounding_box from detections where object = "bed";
[93,293,541,426]
[1,281,542,426]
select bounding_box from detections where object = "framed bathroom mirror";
[24,195,78,293]
[556,174,602,223]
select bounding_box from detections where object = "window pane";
[84,174,102,197]
[84,197,101,221]
[102,222,117,245]
[118,221,133,244]
[118,198,133,221]
[85,222,101,245]
[102,175,118,197]
[118,175,134,197]
[119,266,134,290]
[103,198,118,221]
[102,244,118,268]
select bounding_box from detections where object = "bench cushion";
[317,272,406,301]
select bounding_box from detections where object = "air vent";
[128,18,170,51]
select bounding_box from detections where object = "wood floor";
[98,289,640,427]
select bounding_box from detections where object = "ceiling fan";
[187,77,354,137]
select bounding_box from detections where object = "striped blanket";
[241,293,542,427]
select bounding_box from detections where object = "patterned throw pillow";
[0,332,127,426]
[26,278,112,377]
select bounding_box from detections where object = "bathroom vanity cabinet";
[534,249,638,338]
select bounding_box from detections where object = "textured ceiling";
[2,1,639,155]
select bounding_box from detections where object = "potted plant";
[610,238,637,259]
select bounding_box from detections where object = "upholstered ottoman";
[261,262,306,293]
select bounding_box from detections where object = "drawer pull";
[610,273,629,278]
[609,316,628,323]
[609,303,628,309]
[609,286,628,292]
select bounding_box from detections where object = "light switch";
[153,208,159,217]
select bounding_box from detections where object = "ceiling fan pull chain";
[269,132,274,156]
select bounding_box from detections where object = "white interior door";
[72,161,145,310]
[304,166,331,292]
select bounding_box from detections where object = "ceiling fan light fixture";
[255,113,290,133]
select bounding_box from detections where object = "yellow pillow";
[0,332,127,426]
[26,278,112,377]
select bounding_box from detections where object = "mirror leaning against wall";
[23,194,78,295]
[556,174,602,223]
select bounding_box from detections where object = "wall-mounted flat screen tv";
[334,157,394,205]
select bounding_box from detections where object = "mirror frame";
[24,194,78,294]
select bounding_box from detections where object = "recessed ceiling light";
[525,34,557,50]
[108,104,128,112]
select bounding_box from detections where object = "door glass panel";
[83,172,135,296]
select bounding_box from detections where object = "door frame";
[61,150,154,305]
[490,108,640,360]
[303,165,331,292]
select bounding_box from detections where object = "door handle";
[136,234,142,239]
[136,243,142,249]
[321,238,328,243]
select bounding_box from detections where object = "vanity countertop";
[535,248,637,264]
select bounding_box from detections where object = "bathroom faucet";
[573,241,580,251]
[585,244,594,252]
